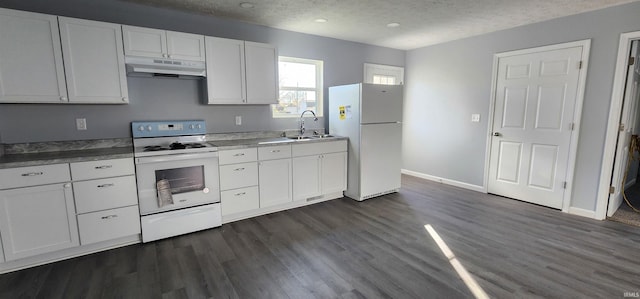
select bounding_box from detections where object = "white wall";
[0,0,405,143]
[403,1,640,212]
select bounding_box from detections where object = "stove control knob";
[137,125,145,131]
[189,124,195,130]
[147,125,153,131]
[196,124,202,129]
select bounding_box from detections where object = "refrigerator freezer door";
[360,123,402,199]
[360,83,403,124]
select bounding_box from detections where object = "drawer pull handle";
[270,150,281,153]
[97,183,115,188]
[235,192,246,196]
[21,172,43,177]
[179,199,187,203]
[101,215,118,219]
[95,165,113,169]
[233,153,245,156]
[234,167,245,171]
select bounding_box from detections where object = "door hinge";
[563,182,567,189]
[570,122,575,131]
[620,123,625,131]
[630,57,636,66]
[579,61,583,69]
[610,186,615,194]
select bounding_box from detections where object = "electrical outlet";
[471,114,481,122]
[235,116,242,126]
[76,118,87,130]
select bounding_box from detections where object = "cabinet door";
[122,25,166,58]
[59,17,129,104]
[205,37,246,104]
[321,152,347,194]
[259,159,292,208]
[0,8,67,103]
[245,41,278,104]
[292,155,321,200]
[166,31,205,61]
[0,183,79,261]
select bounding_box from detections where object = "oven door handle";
[136,152,219,164]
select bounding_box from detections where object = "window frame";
[273,56,324,118]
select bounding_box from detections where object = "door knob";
[493,132,502,137]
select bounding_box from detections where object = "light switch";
[235,116,242,126]
[76,118,87,130]
[471,114,481,122]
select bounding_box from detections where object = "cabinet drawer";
[258,145,291,161]
[292,140,348,157]
[0,164,70,189]
[73,175,138,214]
[219,162,258,190]
[70,158,134,180]
[221,186,259,216]
[219,148,257,165]
[77,205,141,245]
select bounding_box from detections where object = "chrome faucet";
[299,109,318,135]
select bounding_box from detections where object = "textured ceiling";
[122,0,639,50]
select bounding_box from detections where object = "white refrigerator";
[329,83,403,201]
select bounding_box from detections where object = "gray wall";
[403,1,640,212]
[0,0,405,143]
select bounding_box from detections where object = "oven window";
[155,166,205,194]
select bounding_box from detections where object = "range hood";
[125,56,206,77]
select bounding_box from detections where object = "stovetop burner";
[142,142,209,152]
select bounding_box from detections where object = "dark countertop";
[0,147,133,169]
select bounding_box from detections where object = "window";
[364,63,404,85]
[273,56,323,118]
[373,75,396,85]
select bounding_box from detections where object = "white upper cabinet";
[0,8,68,103]
[123,26,205,61]
[166,30,206,61]
[205,37,246,104]
[59,17,129,104]
[205,37,278,105]
[245,42,279,104]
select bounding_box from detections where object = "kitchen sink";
[312,134,334,138]
[287,136,313,140]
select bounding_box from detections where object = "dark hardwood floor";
[2,175,640,298]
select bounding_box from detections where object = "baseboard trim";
[568,207,597,219]
[401,169,486,193]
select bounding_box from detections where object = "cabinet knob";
[122,97,128,102]
[60,96,68,101]
[162,53,167,58]
[63,183,71,188]
[167,54,172,58]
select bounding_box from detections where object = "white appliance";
[125,56,206,77]
[132,120,221,242]
[329,83,403,201]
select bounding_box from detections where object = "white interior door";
[488,45,584,209]
[607,40,640,216]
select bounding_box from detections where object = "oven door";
[135,152,220,215]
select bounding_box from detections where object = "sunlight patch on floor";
[424,224,490,299]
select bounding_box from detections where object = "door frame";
[596,31,640,220]
[483,39,591,213]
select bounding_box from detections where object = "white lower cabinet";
[259,158,293,208]
[71,158,140,246]
[77,206,140,245]
[292,155,322,200]
[292,141,348,201]
[219,148,260,217]
[320,152,348,194]
[221,186,259,216]
[0,183,79,261]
